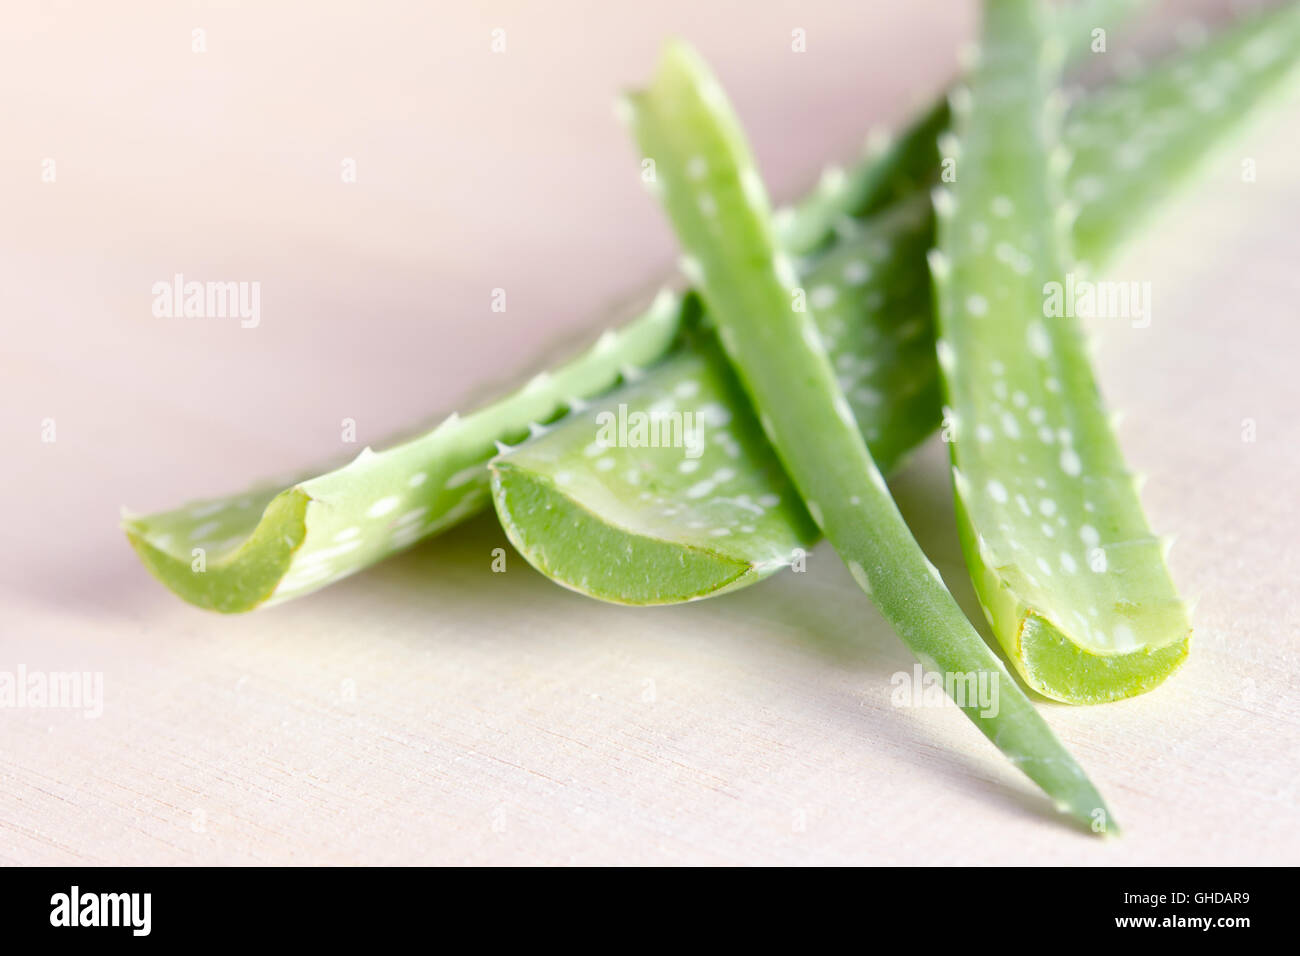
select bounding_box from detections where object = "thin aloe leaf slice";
[123,292,688,612]
[927,0,1251,703]
[496,4,1300,606]
[624,37,1114,830]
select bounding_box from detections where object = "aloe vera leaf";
[625,38,1113,829]
[1068,0,1300,268]
[492,342,821,604]
[930,0,1196,704]
[776,0,1150,255]
[123,291,687,612]
[496,4,1300,606]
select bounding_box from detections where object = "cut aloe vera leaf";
[493,199,939,603]
[626,37,1114,830]
[123,291,688,612]
[930,0,1193,703]
[492,341,820,604]
[1069,0,1300,267]
[777,0,1150,255]
[496,3,1300,607]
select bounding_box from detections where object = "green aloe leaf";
[922,1,1300,703]
[492,341,820,604]
[622,34,1114,829]
[496,2,1300,607]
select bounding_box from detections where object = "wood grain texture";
[2,0,1297,865]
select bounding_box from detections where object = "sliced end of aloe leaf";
[123,486,310,613]
[491,463,761,604]
[490,347,818,604]
[952,484,1189,703]
[1018,613,1189,704]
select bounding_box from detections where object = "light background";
[2,0,1297,864]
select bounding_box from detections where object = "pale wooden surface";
[2,1,1298,865]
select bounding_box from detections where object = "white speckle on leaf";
[1001,411,1021,439]
[848,560,872,595]
[927,249,951,282]
[774,254,800,288]
[739,166,766,209]
[1112,623,1137,650]
[686,480,714,499]
[1027,320,1051,358]
[811,285,838,309]
[936,339,956,372]
[679,255,704,284]
[842,261,871,285]
[834,395,856,428]
[190,520,220,542]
